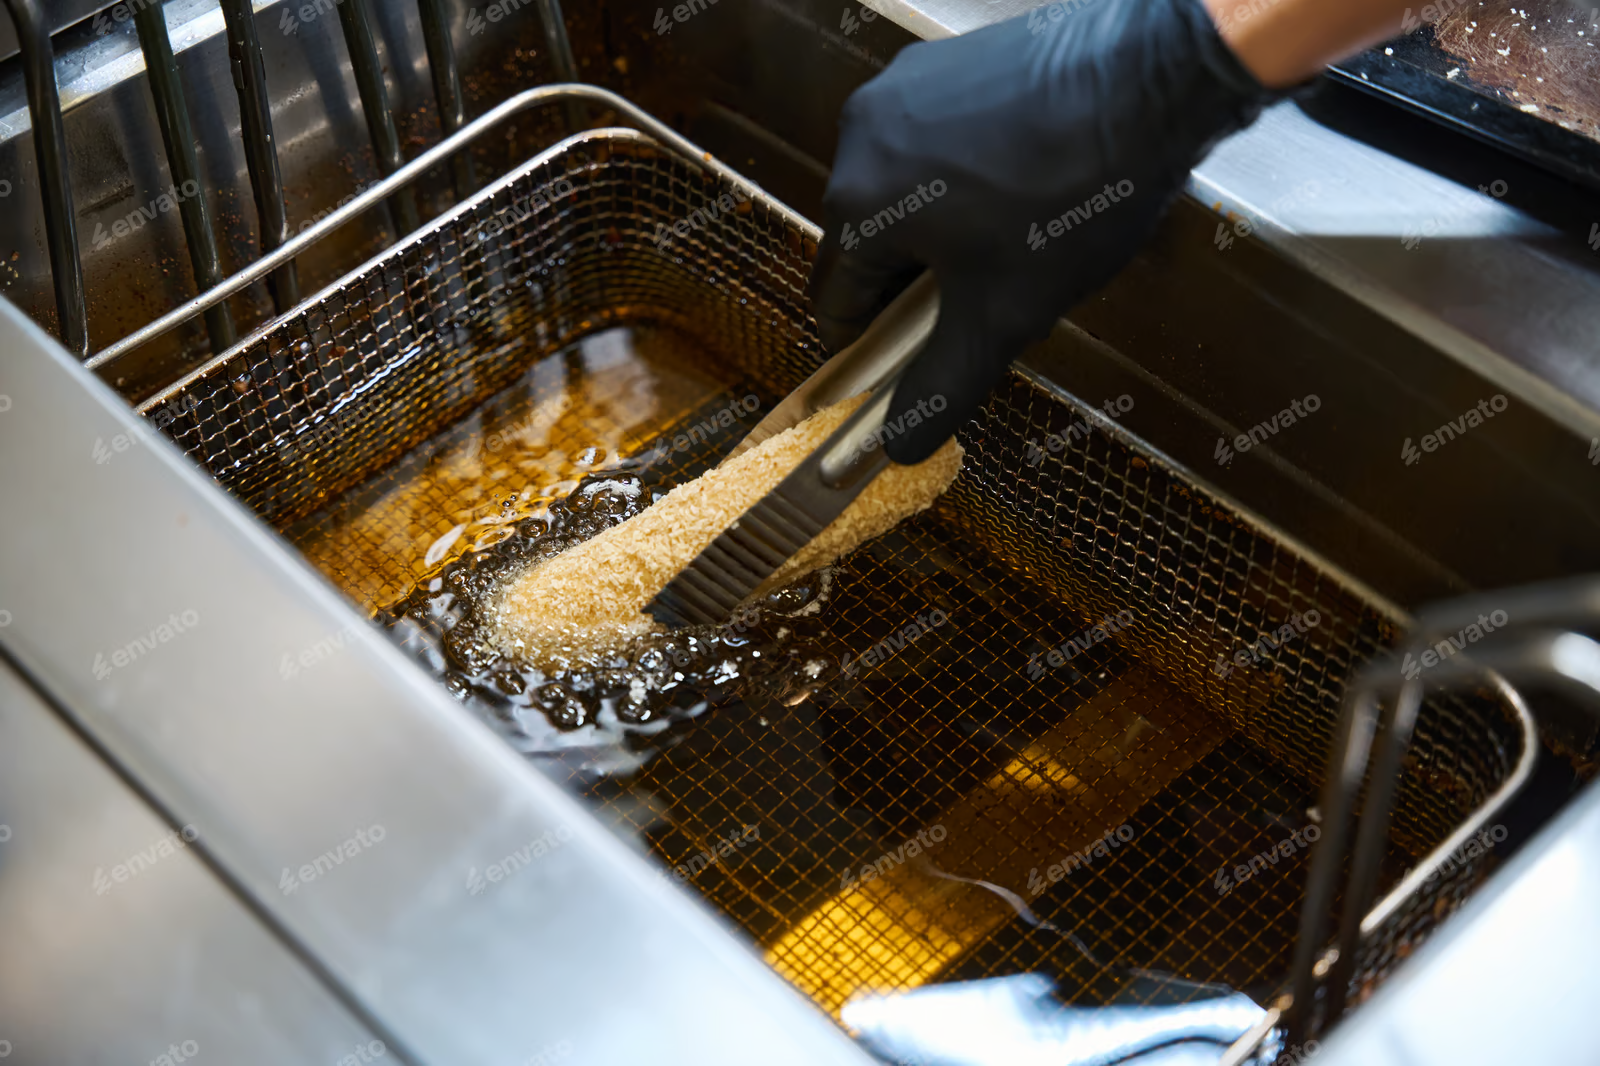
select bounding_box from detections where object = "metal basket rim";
[1006,361,1537,944]
[136,125,779,416]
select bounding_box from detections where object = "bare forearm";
[1203,0,1414,88]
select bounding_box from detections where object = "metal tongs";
[642,271,940,629]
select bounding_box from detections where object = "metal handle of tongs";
[726,270,941,461]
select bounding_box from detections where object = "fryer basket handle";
[87,83,793,373]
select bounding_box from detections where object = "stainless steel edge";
[0,0,577,383]
[1191,100,1600,442]
[0,296,874,1063]
[854,0,1033,38]
[1314,775,1600,1065]
[0,652,386,1066]
[0,0,107,67]
[817,377,900,484]
[0,0,253,140]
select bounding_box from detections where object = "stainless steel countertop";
[854,0,1038,38]
[860,0,1600,441]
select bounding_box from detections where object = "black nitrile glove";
[810,0,1273,464]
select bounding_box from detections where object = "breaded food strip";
[489,393,964,663]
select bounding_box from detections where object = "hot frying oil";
[286,325,1348,1016]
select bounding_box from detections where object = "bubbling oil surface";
[377,469,846,746]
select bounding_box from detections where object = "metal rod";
[336,0,421,235]
[534,0,579,82]
[2,0,87,357]
[532,0,584,130]
[134,0,236,353]
[1323,678,1423,1026]
[218,0,300,311]
[89,84,782,370]
[1414,575,1600,640]
[417,0,476,202]
[1285,689,1380,1048]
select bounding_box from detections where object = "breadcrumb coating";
[489,393,964,664]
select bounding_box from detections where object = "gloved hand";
[810,0,1274,464]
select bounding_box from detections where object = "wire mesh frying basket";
[134,124,1533,1045]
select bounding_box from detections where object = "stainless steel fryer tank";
[125,126,1533,1036]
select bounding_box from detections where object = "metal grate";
[280,324,747,615]
[140,130,1527,1027]
[139,129,817,527]
[613,514,1330,1014]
